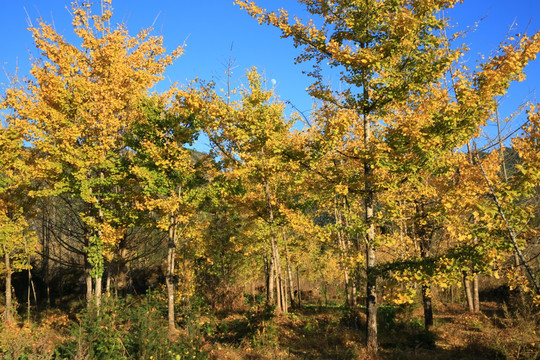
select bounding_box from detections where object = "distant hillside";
[501,147,521,178]
[188,148,207,162]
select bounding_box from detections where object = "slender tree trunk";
[28,277,37,323]
[472,275,480,312]
[351,280,357,307]
[279,261,287,312]
[422,285,433,330]
[334,198,352,306]
[322,274,328,306]
[58,231,63,303]
[265,254,274,304]
[363,107,378,352]
[272,238,285,312]
[416,201,434,330]
[166,215,177,334]
[366,242,377,351]
[495,110,508,181]
[105,267,111,296]
[94,196,105,310]
[343,270,351,306]
[264,179,286,313]
[85,249,93,304]
[4,250,13,324]
[463,272,474,312]
[42,214,51,306]
[282,274,288,313]
[296,265,301,307]
[420,253,433,328]
[95,277,102,309]
[27,246,33,322]
[284,237,295,308]
[273,246,282,312]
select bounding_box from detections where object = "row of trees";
[236,0,540,351]
[0,0,539,353]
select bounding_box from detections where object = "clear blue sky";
[1,1,540,151]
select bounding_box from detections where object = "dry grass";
[201,300,538,360]
[0,297,537,359]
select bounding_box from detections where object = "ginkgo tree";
[373,25,540,330]
[236,0,465,350]
[482,104,540,299]
[236,0,540,350]
[201,68,298,313]
[127,92,202,333]
[2,0,182,309]
[0,123,39,323]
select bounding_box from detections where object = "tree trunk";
[322,275,328,306]
[465,146,480,312]
[95,277,102,309]
[166,215,177,334]
[273,247,282,312]
[416,202,434,331]
[495,110,508,181]
[422,285,433,330]
[27,255,32,321]
[284,239,295,308]
[472,275,480,312]
[264,179,286,313]
[343,270,351,306]
[463,272,474,312]
[420,257,434,328]
[364,108,377,352]
[282,274,288,313]
[95,198,105,310]
[105,268,111,296]
[85,249,93,304]
[278,258,287,313]
[4,250,13,324]
[366,243,377,351]
[115,245,130,297]
[271,237,285,312]
[42,214,51,306]
[334,198,352,307]
[266,253,274,304]
[296,265,301,307]
[351,280,357,307]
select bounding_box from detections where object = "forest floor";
[202,301,539,360]
[0,296,538,359]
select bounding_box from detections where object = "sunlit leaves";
[3,1,183,280]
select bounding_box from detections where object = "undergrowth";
[0,295,538,360]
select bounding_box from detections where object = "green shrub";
[55,291,208,360]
